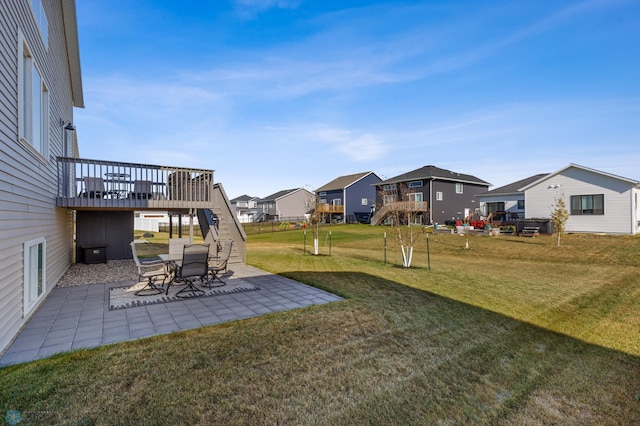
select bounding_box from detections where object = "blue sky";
[75,0,640,198]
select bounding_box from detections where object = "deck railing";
[317,204,344,213]
[56,157,214,210]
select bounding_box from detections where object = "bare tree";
[307,194,323,255]
[376,183,427,267]
[550,193,569,247]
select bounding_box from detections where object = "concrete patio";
[0,265,343,366]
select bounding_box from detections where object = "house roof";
[61,0,84,108]
[478,173,549,197]
[377,165,490,186]
[315,171,379,192]
[260,188,307,202]
[518,163,640,191]
[231,195,257,203]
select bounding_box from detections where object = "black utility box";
[82,245,107,264]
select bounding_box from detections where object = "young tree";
[377,183,427,267]
[550,193,569,247]
[307,194,323,255]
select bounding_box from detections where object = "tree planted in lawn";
[378,183,427,267]
[550,193,569,247]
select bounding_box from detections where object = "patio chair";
[130,242,167,296]
[170,244,209,298]
[131,180,152,200]
[81,177,106,198]
[204,240,234,288]
[169,238,190,260]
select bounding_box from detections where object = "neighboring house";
[315,171,381,223]
[519,164,640,235]
[477,174,549,222]
[0,0,248,355]
[372,165,491,225]
[230,195,260,223]
[0,0,84,354]
[256,188,314,222]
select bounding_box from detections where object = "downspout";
[429,178,434,224]
[343,188,347,223]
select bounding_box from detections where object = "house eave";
[61,0,84,108]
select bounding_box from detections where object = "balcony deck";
[317,204,344,214]
[56,157,214,210]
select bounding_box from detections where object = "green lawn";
[1,225,639,424]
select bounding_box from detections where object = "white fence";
[134,218,160,232]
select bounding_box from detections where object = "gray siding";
[277,189,314,219]
[430,180,486,224]
[0,1,77,353]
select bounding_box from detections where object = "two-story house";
[230,195,260,223]
[372,165,491,225]
[0,0,247,355]
[256,188,314,222]
[0,0,85,354]
[315,171,381,223]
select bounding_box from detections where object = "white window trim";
[361,198,368,206]
[409,181,423,188]
[24,237,46,316]
[18,30,49,162]
[332,199,342,206]
[436,191,443,201]
[456,183,463,194]
[408,193,423,202]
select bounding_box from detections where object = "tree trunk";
[401,245,413,267]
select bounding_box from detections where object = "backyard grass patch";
[1,225,639,424]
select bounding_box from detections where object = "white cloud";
[233,0,301,18]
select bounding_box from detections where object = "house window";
[18,33,49,159]
[24,237,46,315]
[517,200,525,210]
[318,192,326,196]
[319,199,327,204]
[570,194,604,215]
[29,0,48,47]
[436,192,443,201]
[456,183,463,194]
[409,181,423,188]
[487,202,505,214]
[408,193,423,202]
[383,194,395,205]
[411,214,423,225]
[361,198,368,206]
[383,184,396,191]
[332,199,341,206]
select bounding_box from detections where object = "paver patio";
[0,265,343,366]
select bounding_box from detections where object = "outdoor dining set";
[130,239,234,298]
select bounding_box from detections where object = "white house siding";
[633,188,640,233]
[0,1,78,353]
[524,167,635,234]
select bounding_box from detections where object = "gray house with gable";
[372,165,490,225]
[315,171,381,223]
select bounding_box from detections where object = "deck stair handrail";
[370,201,429,226]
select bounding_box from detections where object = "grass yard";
[1,225,639,424]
